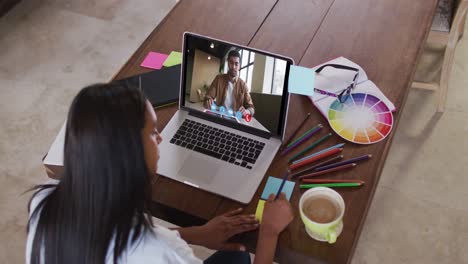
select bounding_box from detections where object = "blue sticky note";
[261,176,295,201]
[288,65,315,97]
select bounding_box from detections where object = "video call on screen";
[183,35,288,135]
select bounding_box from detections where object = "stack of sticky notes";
[288,65,315,97]
[140,51,183,70]
[140,52,169,70]
[255,176,296,223]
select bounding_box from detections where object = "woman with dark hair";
[26,83,293,264]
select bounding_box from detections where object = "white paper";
[43,121,66,166]
[309,57,395,118]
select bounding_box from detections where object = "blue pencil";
[291,143,346,164]
[275,171,290,200]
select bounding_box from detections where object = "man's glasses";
[313,64,360,103]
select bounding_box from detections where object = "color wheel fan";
[328,93,393,144]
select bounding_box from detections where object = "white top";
[224,80,234,112]
[26,184,203,264]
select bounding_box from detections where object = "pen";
[275,170,290,200]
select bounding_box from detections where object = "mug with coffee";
[299,187,345,243]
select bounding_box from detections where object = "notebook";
[116,64,180,108]
[309,57,395,116]
[309,57,396,144]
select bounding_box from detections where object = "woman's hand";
[260,193,294,236]
[253,193,294,264]
[177,208,259,251]
[199,208,259,251]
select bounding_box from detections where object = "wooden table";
[111,0,438,263]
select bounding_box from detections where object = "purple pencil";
[315,154,372,171]
[281,124,323,156]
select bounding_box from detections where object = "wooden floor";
[3,0,468,263]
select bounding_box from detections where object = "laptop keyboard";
[169,119,265,169]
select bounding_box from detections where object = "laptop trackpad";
[177,155,219,184]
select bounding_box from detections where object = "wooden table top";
[111,0,438,263]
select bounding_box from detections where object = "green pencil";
[300,182,363,188]
[287,124,322,148]
[288,133,332,162]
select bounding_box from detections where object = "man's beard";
[229,71,237,78]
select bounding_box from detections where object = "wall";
[251,53,266,93]
[189,49,220,102]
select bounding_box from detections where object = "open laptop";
[157,32,293,204]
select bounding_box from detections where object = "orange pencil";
[298,163,356,179]
[289,148,343,170]
[301,179,364,184]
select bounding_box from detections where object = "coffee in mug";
[299,187,345,243]
[302,196,340,224]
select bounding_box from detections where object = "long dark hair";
[28,82,154,264]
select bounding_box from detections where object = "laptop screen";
[180,33,293,138]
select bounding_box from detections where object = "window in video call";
[183,35,289,136]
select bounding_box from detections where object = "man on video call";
[203,50,255,117]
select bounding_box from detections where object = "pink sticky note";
[140,52,168,70]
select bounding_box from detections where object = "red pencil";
[298,163,357,179]
[290,155,344,178]
[301,179,364,184]
[289,148,343,170]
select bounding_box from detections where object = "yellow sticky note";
[255,200,266,223]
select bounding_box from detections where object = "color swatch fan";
[328,93,393,144]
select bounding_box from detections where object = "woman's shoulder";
[120,225,202,264]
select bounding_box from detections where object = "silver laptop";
[157,32,294,204]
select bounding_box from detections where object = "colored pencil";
[275,170,290,200]
[281,113,310,149]
[291,143,346,164]
[315,154,372,171]
[298,163,356,179]
[281,124,323,156]
[301,179,364,184]
[286,123,320,148]
[288,133,332,162]
[290,148,343,170]
[290,155,344,178]
[300,182,363,189]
